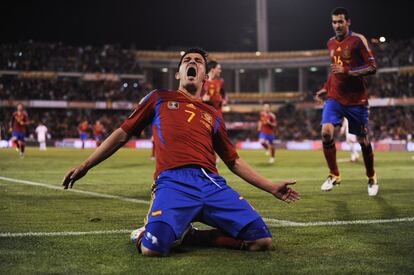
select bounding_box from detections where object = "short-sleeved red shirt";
[121,89,239,179]
[203,79,225,111]
[324,31,376,106]
[259,111,276,135]
[11,111,29,133]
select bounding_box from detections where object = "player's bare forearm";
[227,158,274,193]
[225,158,299,202]
[348,65,377,77]
[314,88,327,103]
[81,128,130,170]
[62,128,131,189]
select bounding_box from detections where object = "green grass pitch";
[1,148,413,274]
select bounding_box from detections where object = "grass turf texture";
[1,148,413,274]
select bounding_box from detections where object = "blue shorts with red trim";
[12,131,25,141]
[146,166,264,239]
[321,98,369,136]
[259,132,275,144]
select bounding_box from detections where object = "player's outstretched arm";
[225,158,300,203]
[314,88,327,103]
[62,128,131,189]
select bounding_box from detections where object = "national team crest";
[201,112,212,124]
[168,101,179,110]
[342,48,351,59]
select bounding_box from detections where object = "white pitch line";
[0,229,131,238]
[263,217,414,227]
[0,176,149,205]
[1,217,414,238]
[1,176,414,233]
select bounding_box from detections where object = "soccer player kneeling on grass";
[62,48,300,256]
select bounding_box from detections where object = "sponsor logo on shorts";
[151,210,162,217]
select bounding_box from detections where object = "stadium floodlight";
[161,68,168,73]
[180,51,185,56]
[123,83,128,88]
[239,69,245,73]
[310,67,318,72]
[255,51,262,56]
[379,36,386,43]
[274,68,283,73]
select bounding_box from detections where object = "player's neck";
[208,72,217,80]
[178,88,202,100]
[336,30,350,42]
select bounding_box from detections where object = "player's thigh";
[202,187,261,238]
[344,105,369,136]
[146,187,202,239]
[321,99,344,127]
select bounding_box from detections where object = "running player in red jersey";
[93,120,106,147]
[63,48,299,257]
[10,103,29,158]
[78,120,90,149]
[202,60,226,115]
[315,7,378,196]
[258,104,277,163]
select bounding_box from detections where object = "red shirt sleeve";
[354,35,376,70]
[213,117,239,162]
[120,91,158,136]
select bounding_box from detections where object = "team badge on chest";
[342,48,351,59]
[168,101,180,110]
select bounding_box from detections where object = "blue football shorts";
[321,98,369,136]
[80,132,88,141]
[145,166,269,240]
[259,132,275,144]
[12,131,25,141]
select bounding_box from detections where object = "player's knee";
[357,136,369,146]
[140,221,176,256]
[321,131,333,142]
[246,237,272,251]
[140,245,163,257]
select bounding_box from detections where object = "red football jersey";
[94,124,105,136]
[203,79,225,111]
[121,89,239,179]
[324,31,376,105]
[79,122,89,133]
[260,111,276,135]
[11,111,29,132]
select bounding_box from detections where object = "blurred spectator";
[0,41,141,74]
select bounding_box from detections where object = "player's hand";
[271,180,300,203]
[202,93,210,102]
[330,63,348,75]
[62,164,88,189]
[314,89,327,103]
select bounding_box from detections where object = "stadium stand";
[1,39,413,145]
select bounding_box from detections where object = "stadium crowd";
[372,38,414,67]
[0,77,150,101]
[1,39,413,143]
[1,105,412,142]
[0,41,141,74]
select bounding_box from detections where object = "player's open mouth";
[187,67,197,78]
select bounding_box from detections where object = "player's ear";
[175,72,180,80]
[204,74,209,81]
[347,18,351,27]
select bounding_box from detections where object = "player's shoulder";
[327,36,336,46]
[350,31,369,44]
[138,89,173,104]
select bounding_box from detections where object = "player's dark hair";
[207,60,219,72]
[178,48,208,72]
[331,7,349,20]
